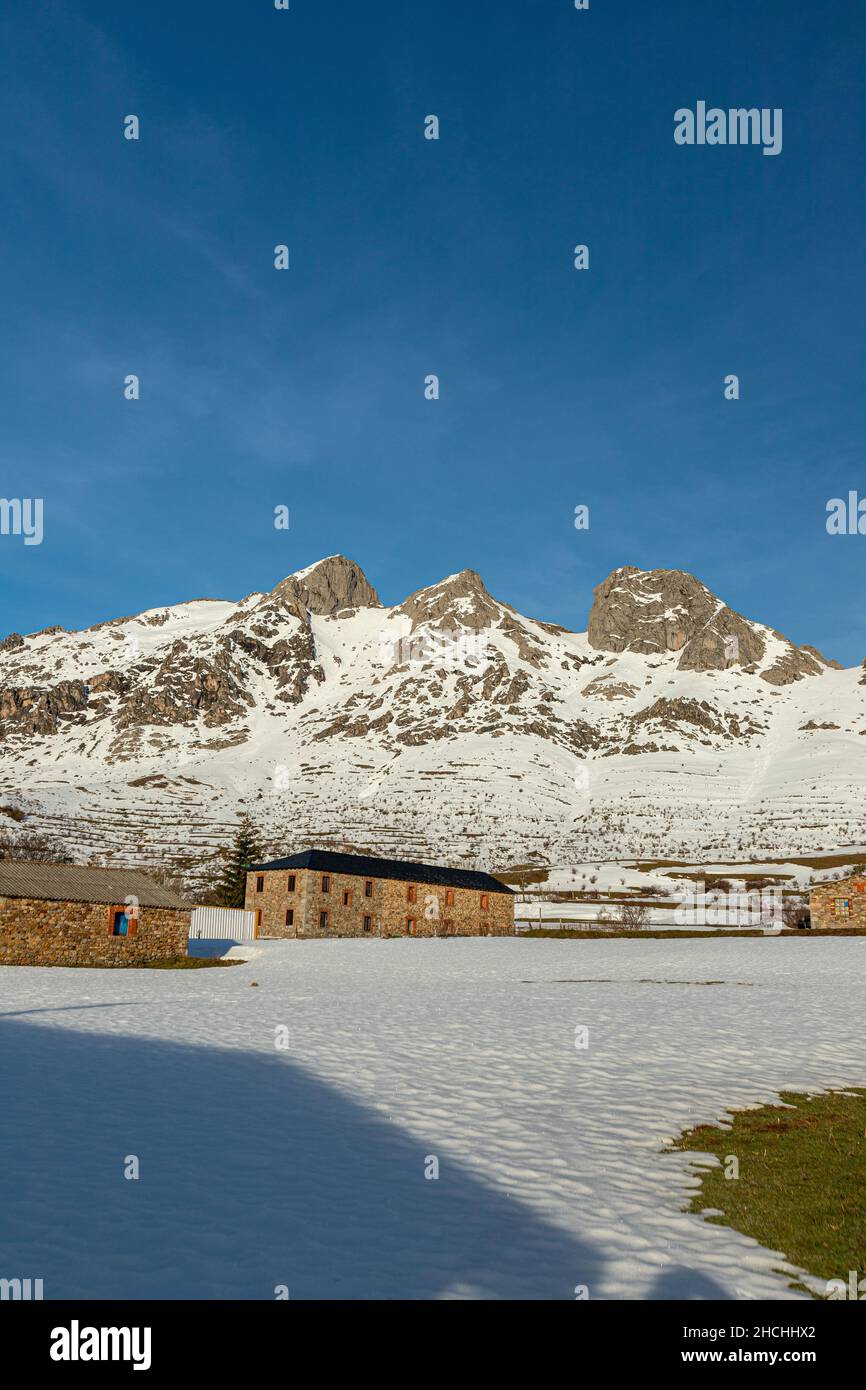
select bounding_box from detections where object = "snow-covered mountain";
[1,556,864,880]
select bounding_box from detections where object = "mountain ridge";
[0,554,850,669]
[0,556,862,879]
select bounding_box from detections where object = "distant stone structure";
[245,849,514,939]
[0,863,191,966]
[809,873,866,930]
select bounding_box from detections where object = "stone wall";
[246,868,514,938]
[810,875,866,931]
[378,877,513,937]
[247,867,310,938]
[0,897,190,966]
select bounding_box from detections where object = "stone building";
[245,849,514,939]
[809,872,866,931]
[0,862,192,966]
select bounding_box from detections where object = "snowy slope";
[0,557,864,880]
[0,936,863,1299]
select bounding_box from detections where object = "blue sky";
[1,0,864,661]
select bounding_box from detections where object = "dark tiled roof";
[0,861,192,909]
[249,849,513,895]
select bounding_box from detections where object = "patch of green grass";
[519,927,866,939]
[779,928,866,937]
[4,955,246,970]
[672,1090,866,1293]
[144,956,245,969]
[631,851,866,872]
[495,867,549,886]
[519,928,764,939]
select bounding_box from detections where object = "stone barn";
[245,849,514,939]
[809,873,866,931]
[0,863,192,966]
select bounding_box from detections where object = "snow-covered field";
[1,937,863,1300]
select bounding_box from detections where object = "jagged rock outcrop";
[588,567,765,667]
[629,697,762,742]
[114,643,253,730]
[270,555,381,619]
[393,570,553,669]
[588,566,831,685]
[0,680,89,736]
[800,644,843,671]
[582,675,639,700]
[227,628,324,704]
[760,643,825,686]
[397,569,501,634]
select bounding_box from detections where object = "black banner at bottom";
[1,1298,858,1375]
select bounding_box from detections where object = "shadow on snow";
[0,1015,626,1300]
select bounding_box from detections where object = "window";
[406,917,416,935]
[480,893,489,911]
[836,899,852,916]
[285,909,294,927]
[319,910,329,930]
[321,875,330,893]
[364,879,373,898]
[111,909,129,937]
[256,876,264,893]
[446,889,455,907]
[108,905,137,938]
[342,890,352,907]
[363,915,372,932]
[407,885,417,904]
[287,875,296,893]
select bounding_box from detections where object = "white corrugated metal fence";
[189,906,258,941]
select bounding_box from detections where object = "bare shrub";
[781,895,810,929]
[619,902,651,931]
[0,828,73,863]
[706,877,734,894]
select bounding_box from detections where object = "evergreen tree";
[214,814,264,908]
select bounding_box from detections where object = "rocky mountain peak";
[396,568,502,634]
[270,556,381,618]
[586,566,829,683]
[587,567,756,662]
